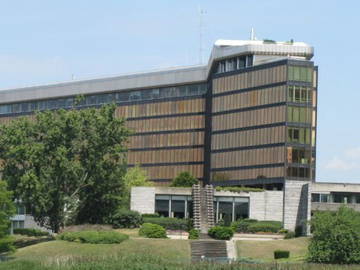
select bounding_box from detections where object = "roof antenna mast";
[198,6,206,64]
[250,27,256,41]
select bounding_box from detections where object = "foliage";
[141,213,160,218]
[274,250,290,259]
[247,221,282,233]
[13,228,50,237]
[58,230,128,244]
[278,228,288,234]
[231,219,258,233]
[170,172,198,187]
[188,229,199,240]
[62,224,112,232]
[308,206,360,264]
[0,181,15,239]
[139,223,167,238]
[142,217,189,230]
[284,231,296,239]
[0,104,130,232]
[215,186,264,193]
[208,226,233,240]
[123,165,153,207]
[111,209,142,229]
[0,236,15,253]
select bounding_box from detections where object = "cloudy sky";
[0,0,359,182]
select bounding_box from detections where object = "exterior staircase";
[191,184,228,261]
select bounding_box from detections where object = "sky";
[0,0,359,183]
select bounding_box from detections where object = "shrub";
[247,221,282,233]
[278,228,288,234]
[0,237,15,253]
[308,206,360,264]
[188,229,199,240]
[208,226,233,240]
[139,223,167,238]
[284,231,296,239]
[111,209,142,229]
[142,217,188,230]
[215,186,264,193]
[141,213,160,218]
[274,250,290,259]
[170,172,198,187]
[13,228,50,237]
[58,231,128,244]
[231,219,258,233]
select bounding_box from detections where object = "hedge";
[142,217,188,230]
[231,219,258,233]
[208,226,233,240]
[13,228,50,237]
[58,231,129,244]
[139,223,167,238]
[247,221,282,233]
[111,209,142,229]
[188,229,199,240]
[274,250,290,259]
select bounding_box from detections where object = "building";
[0,39,317,189]
[1,38,358,233]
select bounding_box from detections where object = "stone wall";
[249,191,283,221]
[283,180,311,234]
[130,187,156,214]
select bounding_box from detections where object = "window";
[171,196,186,218]
[214,196,249,223]
[286,166,310,178]
[288,66,313,82]
[155,195,170,217]
[234,198,249,220]
[287,106,312,123]
[287,147,310,164]
[288,127,311,144]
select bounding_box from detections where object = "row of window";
[312,193,360,204]
[215,55,253,74]
[211,167,284,181]
[115,98,204,119]
[0,83,207,116]
[212,126,285,150]
[140,164,203,180]
[288,127,311,144]
[211,146,285,169]
[128,148,203,164]
[212,85,286,113]
[212,106,286,131]
[288,66,313,82]
[212,65,287,94]
[288,85,312,103]
[286,166,311,178]
[129,132,204,149]
[155,195,193,218]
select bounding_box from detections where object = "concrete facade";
[249,191,283,222]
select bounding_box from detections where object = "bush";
[170,172,199,187]
[274,250,290,259]
[188,229,199,240]
[215,186,264,193]
[58,231,128,244]
[278,228,288,234]
[139,223,167,238]
[208,226,233,240]
[308,206,360,264]
[0,236,15,253]
[284,231,296,239]
[247,221,282,233]
[111,209,142,229]
[231,219,258,233]
[142,217,188,230]
[141,213,160,218]
[13,228,50,237]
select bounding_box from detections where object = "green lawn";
[236,237,310,262]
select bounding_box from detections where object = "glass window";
[171,196,186,219]
[234,198,249,221]
[155,195,170,217]
[311,193,320,202]
[218,201,232,225]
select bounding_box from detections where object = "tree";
[308,206,360,264]
[123,165,153,208]
[0,104,130,232]
[0,181,15,237]
[170,172,198,187]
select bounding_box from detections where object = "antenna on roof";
[250,27,256,40]
[198,6,206,64]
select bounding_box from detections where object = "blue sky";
[0,0,359,182]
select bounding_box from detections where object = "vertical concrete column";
[283,180,311,235]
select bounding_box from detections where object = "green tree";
[123,165,153,208]
[170,172,198,187]
[0,104,130,232]
[308,206,360,264]
[0,181,15,237]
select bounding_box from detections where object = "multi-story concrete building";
[0,39,317,189]
[1,38,357,233]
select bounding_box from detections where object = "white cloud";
[345,147,360,159]
[325,147,360,171]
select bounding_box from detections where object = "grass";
[236,237,310,262]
